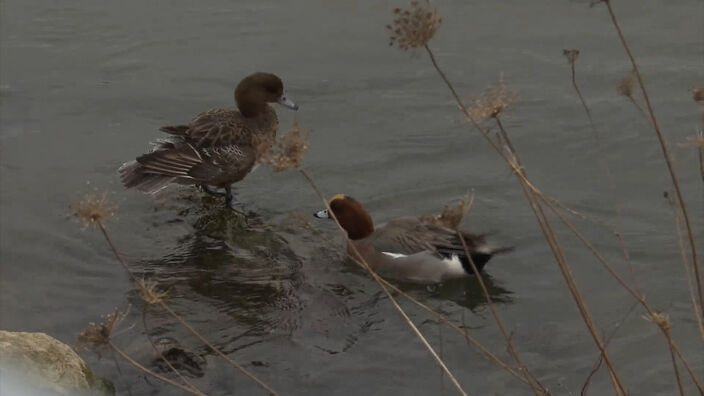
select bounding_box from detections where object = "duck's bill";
[277,94,298,110]
[313,209,329,219]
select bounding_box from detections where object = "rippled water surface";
[1,1,703,394]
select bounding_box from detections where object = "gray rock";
[0,330,114,395]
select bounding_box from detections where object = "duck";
[119,72,298,209]
[314,194,513,284]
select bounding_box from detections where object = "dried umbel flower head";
[258,122,310,172]
[645,311,671,331]
[693,87,704,103]
[71,192,115,227]
[679,131,704,149]
[77,309,127,348]
[468,75,515,122]
[617,71,636,98]
[563,49,580,66]
[139,278,168,305]
[388,1,442,50]
[420,195,472,229]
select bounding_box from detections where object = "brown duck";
[119,72,298,209]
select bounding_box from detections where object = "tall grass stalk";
[599,0,702,319]
[563,49,600,145]
[109,341,204,395]
[298,168,469,396]
[142,308,205,396]
[421,42,627,395]
[91,219,280,396]
[452,196,546,395]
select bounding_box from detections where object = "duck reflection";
[434,272,513,312]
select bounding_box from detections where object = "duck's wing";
[368,217,460,256]
[134,138,256,185]
[160,109,245,148]
[370,217,500,256]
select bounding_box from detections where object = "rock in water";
[0,330,114,395]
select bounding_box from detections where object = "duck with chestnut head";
[314,194,513,284]
[119,72,298,209]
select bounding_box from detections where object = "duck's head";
[314,194,374,240]
[235,72,298,118]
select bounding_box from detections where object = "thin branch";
[601,0,702,319]
[423,42,627,395]
[142,308,206,396]
[581,302,638,396]
[564,49,600,145]
[299,168,469,396]
[455,219,546,395]
[109,341,203,395]
[95,221,279,396]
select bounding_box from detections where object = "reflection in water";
[436,273,514,312]
[138,194,307,354]
[124,190,514,395]
[133,192,386,363]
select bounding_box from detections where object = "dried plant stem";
[602,0,702,318]
[626,96,648,122]
[663,327,686,396]
[299,171,531,386]
[671,199,704,339]
[109,341,203,395]
[374,266,529,385]
[95,221,279,396]
[458,235,546,395]
[581,302,639,396]
[698,129,704,184]
[423,42,627,395]
[454,207,547,395]
[141,308,205,396]
[299,169,468,396]
[532,192,702,393]
[567,59,600,145]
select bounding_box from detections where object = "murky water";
[1,0,702,394]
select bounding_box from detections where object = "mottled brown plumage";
[119,72,297,204]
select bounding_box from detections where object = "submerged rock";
[0,330,114,395]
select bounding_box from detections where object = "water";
[1,0,702,394]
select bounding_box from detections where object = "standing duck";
[314,194,513,284]
[119,72,298,209]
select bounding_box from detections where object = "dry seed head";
[138,278,168,305]
[617,71,636,98]
[693,87,704,103]
[258,122,310,172]
[468,75,515,122]
[679,131,704,149]
[645,311,671,330]
[420,195,472,229]
[72,192,115,227]
[562,49,580,66]
[77,309,127,348]
[388,1,441,50]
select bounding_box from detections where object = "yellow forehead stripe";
[330,194,347,203]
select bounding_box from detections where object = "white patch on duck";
[381,252,467,277]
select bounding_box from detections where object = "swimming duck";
[314,194,513,284]
[119,72,298,209]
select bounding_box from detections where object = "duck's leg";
[224,185,247,220]
[201,184,226,197]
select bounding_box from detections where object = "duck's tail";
[460,238,514,274]
[118,160,177,194]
